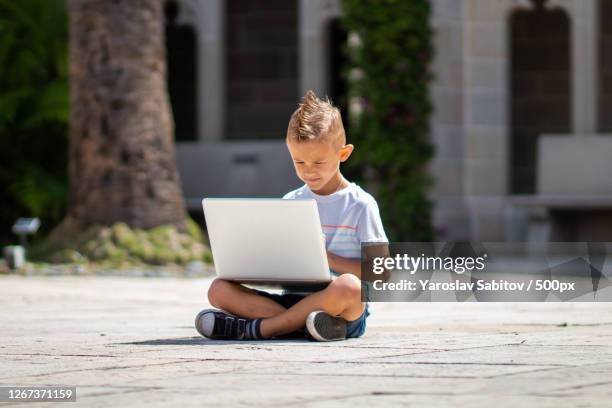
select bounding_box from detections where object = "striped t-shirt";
[283,182,388,277]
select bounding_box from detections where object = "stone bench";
[510,194,612,241]
[511,135,612,242]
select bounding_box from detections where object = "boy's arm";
[326,200,390,280]
[327,243,391,282]
[326,251,361,278]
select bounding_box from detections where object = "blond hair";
[286,90,345,147]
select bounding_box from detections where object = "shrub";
[0,0,69,245]
[341,0,435,241]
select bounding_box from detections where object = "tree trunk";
[67,0,187,231]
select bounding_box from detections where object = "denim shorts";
[250,288,370,339]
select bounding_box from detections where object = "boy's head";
[285,90,354,193]
[286,90,346,148]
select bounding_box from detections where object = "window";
[165,0,198,142]
[510,4,571,194]
[225,0,298,139]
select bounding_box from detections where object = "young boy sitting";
[195,90,388,341]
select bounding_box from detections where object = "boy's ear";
[339,144,354,162]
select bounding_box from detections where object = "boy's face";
[286,138,353,193]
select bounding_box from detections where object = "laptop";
[202,198,332,285]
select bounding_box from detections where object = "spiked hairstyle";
[286,90,346,148]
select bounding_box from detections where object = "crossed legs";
[207,274,365,338]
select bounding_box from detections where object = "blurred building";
[166,0,612,242]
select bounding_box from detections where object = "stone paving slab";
[0,275,611,407]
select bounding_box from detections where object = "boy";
[195,90,388,341]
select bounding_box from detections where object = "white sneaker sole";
[306,311,347,342]
[194,309,217,338]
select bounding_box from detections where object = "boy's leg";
[207,278,287,319]
[259,274,364,338]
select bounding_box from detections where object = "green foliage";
[341,0,435,241]
[0,0,69,245]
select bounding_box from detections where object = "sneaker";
[305,310,347,341]
[195,308,251,340]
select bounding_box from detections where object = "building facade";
[166,0,612,242]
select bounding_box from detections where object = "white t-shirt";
[283,182,388,270]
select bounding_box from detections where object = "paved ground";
[1,275,611,407]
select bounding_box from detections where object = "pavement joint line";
[262,389,494,408]
[289,389,598,402]
[100,340,544,363]
[3,359,294,383]
[501,322,612,327]
[71,386,165,400]
[507,361,612,371]
[1,354,569,369]
[480,364,597,379]
[0,358,208,381]
[339,341,535,361]
[0,353,118,358]
[516,344,612,347]
[546,380,612,392]
[348,361,568,367]
[527,393,592,398]
[230,366,563,381]
[190,358,557,366]
[97,356,570,370]
[467,343,612,349]
[0,384,172,390]
[264,392,386,407]
[205,371,488,379]
[0,355,572,368]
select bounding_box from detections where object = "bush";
[341,0,435,241]
[0,0,69,246]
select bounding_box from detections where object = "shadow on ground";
[124,337,312,346]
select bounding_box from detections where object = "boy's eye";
[294,161,325,165]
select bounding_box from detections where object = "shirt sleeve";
[357,201,388,243]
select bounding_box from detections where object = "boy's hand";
[326,249,334,269]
